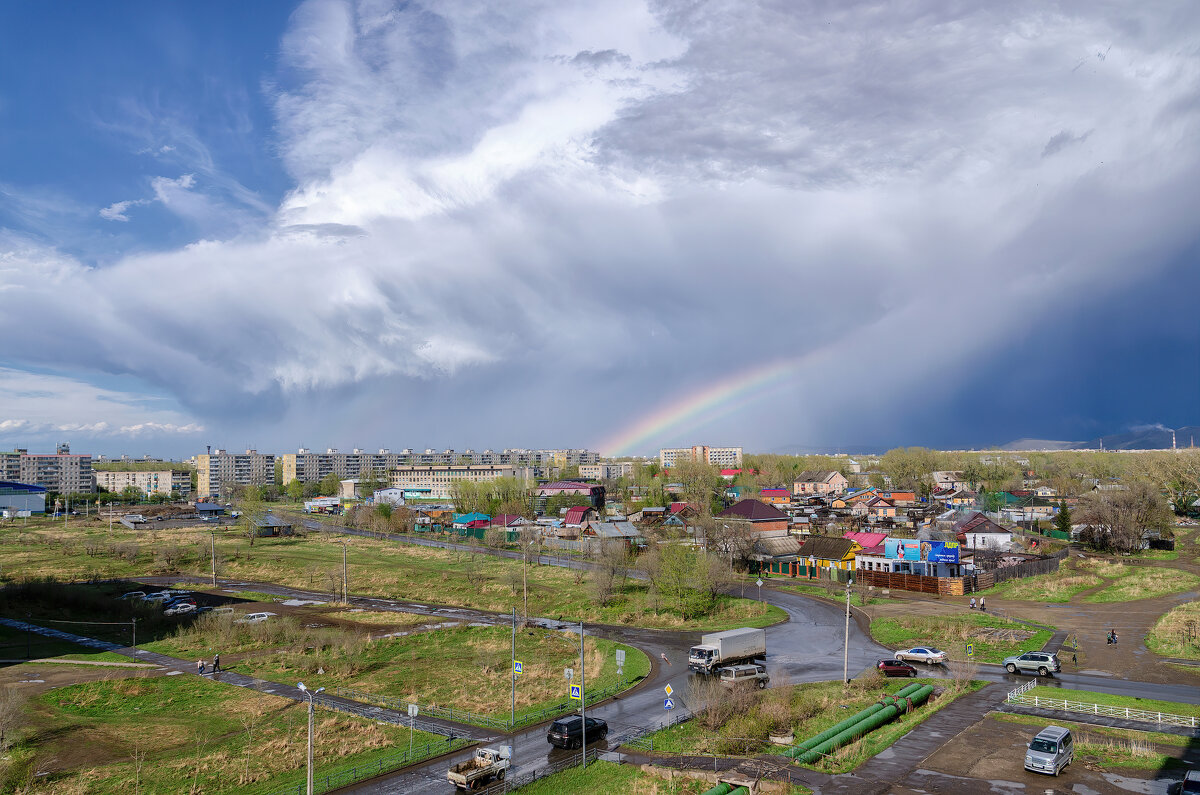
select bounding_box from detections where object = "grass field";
[2,673,451,795]
[870,612,1053,663]
[1146,601,1200,660]
[1024,686,1200,719]
[141,615,650,720]
[640,677,984,775]
[976,566,1104,602]
[1077,563,1200,603]
[510,761,812,794]
[0,522,785,631]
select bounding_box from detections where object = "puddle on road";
[1100,773,1173,794]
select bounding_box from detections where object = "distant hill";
[1001,425,1200,451]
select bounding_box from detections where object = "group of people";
[196,653,221,675]
[969,597,986,610]
[1106,629,1119,645]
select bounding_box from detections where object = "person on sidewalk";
[969,597,976,609]
[197,659,205,675]
[979,597,986,611]
[212,652,220,673]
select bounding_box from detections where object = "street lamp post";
[297,682,325,795]
[843,576,852,684]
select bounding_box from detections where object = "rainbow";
[597,356,803,456]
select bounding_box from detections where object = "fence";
[474,747,601,795]
[335,678,635,732]
[856,552,1063,595]
[1005,682,1198,730]
[255,736,475,795]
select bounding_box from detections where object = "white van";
[1025,725,1073,776]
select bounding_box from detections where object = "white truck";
[447,747,510,790]
[688,627,767,675]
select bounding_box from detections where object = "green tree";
[285,479,305,502]
[1052,501,1072,535]
[318,472,341,497]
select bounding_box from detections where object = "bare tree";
[1076,482,1173,553]
[0,685,26,750]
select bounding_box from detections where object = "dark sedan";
[877,659,918,677]
[546,716,607,749]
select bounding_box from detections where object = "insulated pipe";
[797,684,934,765]
[699,784,735,795]
[782,682,924,758]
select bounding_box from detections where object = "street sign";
[615,649,625,666]
[514,660,523,675]
[756,579,763,587]
[965,643,974,658]
[565,667,573,681]
[664,698,674,710]
[664,683,673,697]
[570,684,582,700]
[617,666,623,677]
[407,704,418,718]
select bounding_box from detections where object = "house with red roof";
[717,499,789,534]
[759,488,791,507]
[843,530,888,549]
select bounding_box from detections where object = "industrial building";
[0,481,47,515]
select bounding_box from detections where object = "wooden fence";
[856,552,1063,595]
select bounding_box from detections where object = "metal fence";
[474,747,601,795]
[335,679,633,733]
[1005,682,1198,729]
[254,737,475,795]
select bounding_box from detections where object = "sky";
[0,0,1197,459]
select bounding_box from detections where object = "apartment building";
[196,449,275,499]
[0,450,22,481]
[659,446,743,469]
[578,462,636,480]
[281,448,402,484]
[388,464,533,500]
[94,469,191,497]
[17,444,95,494]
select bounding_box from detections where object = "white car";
[894,647,948,664]
[235,611,277,624]
[164,603,197,616]
[141,591,172,603]
[117,591,146,600]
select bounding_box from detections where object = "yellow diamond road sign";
[664,683,673,697]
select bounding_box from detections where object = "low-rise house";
[452,512,491,529]
[252,514,295,537]
[563,505,594,528]
[878,490,916,506]
[793,470,849,495]
[581,521,641,552]
[753,533,805,577]
[953,512,1014,549]
[373,488,406,506]
[797,536,860,575]
[304,496,342,514]
[759,488,791,507]
[629,506,667,525]
[866,496,898,520]
[932,471,972,492]
[717,499,790,534]
[843,530,888,549]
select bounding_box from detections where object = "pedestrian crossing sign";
[514,660,523,674]
[965,643,974,658]
[570,684,582,700]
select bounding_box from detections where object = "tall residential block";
[16,443,95,494]
[388,464,533,500]
[196,449,275,499]
[94,468,191,497]
[659,446,743,469]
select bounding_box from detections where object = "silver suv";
[1003,651,1060,676]
[718,663,769,689]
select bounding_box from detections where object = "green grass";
[509,760,813,794]
[0,522,783,631]
[1024,686,1200,719]
[1134,548,1180,561]
[975,568,1103,602]
[1146,601,1200,660]
[11,673,452,795]
[778,582,894,605]
[640,678,985,774]
[870,612,1053,663]
[1081,566,1200,603]
[143,618,650,722]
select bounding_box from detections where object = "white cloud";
[99,199,145,221]
[2,0,1200,452]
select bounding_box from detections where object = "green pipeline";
[698,785,748,795]
[782,681,924,759]
[796,684,935,765]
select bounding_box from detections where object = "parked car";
[877,659,918,677]
[117,591,146,600]
[718,663,769,689]
[235,611,277,624]
[141,591,172,603]
[197,606,234,615]
[1173,770,1200,794]
[1025,725,1073,776]
[164,603,197,616]
[1003,651,1060,676]
[546,716,608,749]
[163,597,196,610]
[893,647,948,664]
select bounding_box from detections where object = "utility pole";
[108,502,113,532]
[342,542,348,603]
[511,606,517,730]
[522,543,529,621]
[843,576,852,684]
[580,620,587,768]
[210,532,217,586]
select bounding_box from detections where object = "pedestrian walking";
[197,659,205,675]
[969,597,976,610]
[212,652,220,673]
[1111,629,1118,644]
[979,597,986,611]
